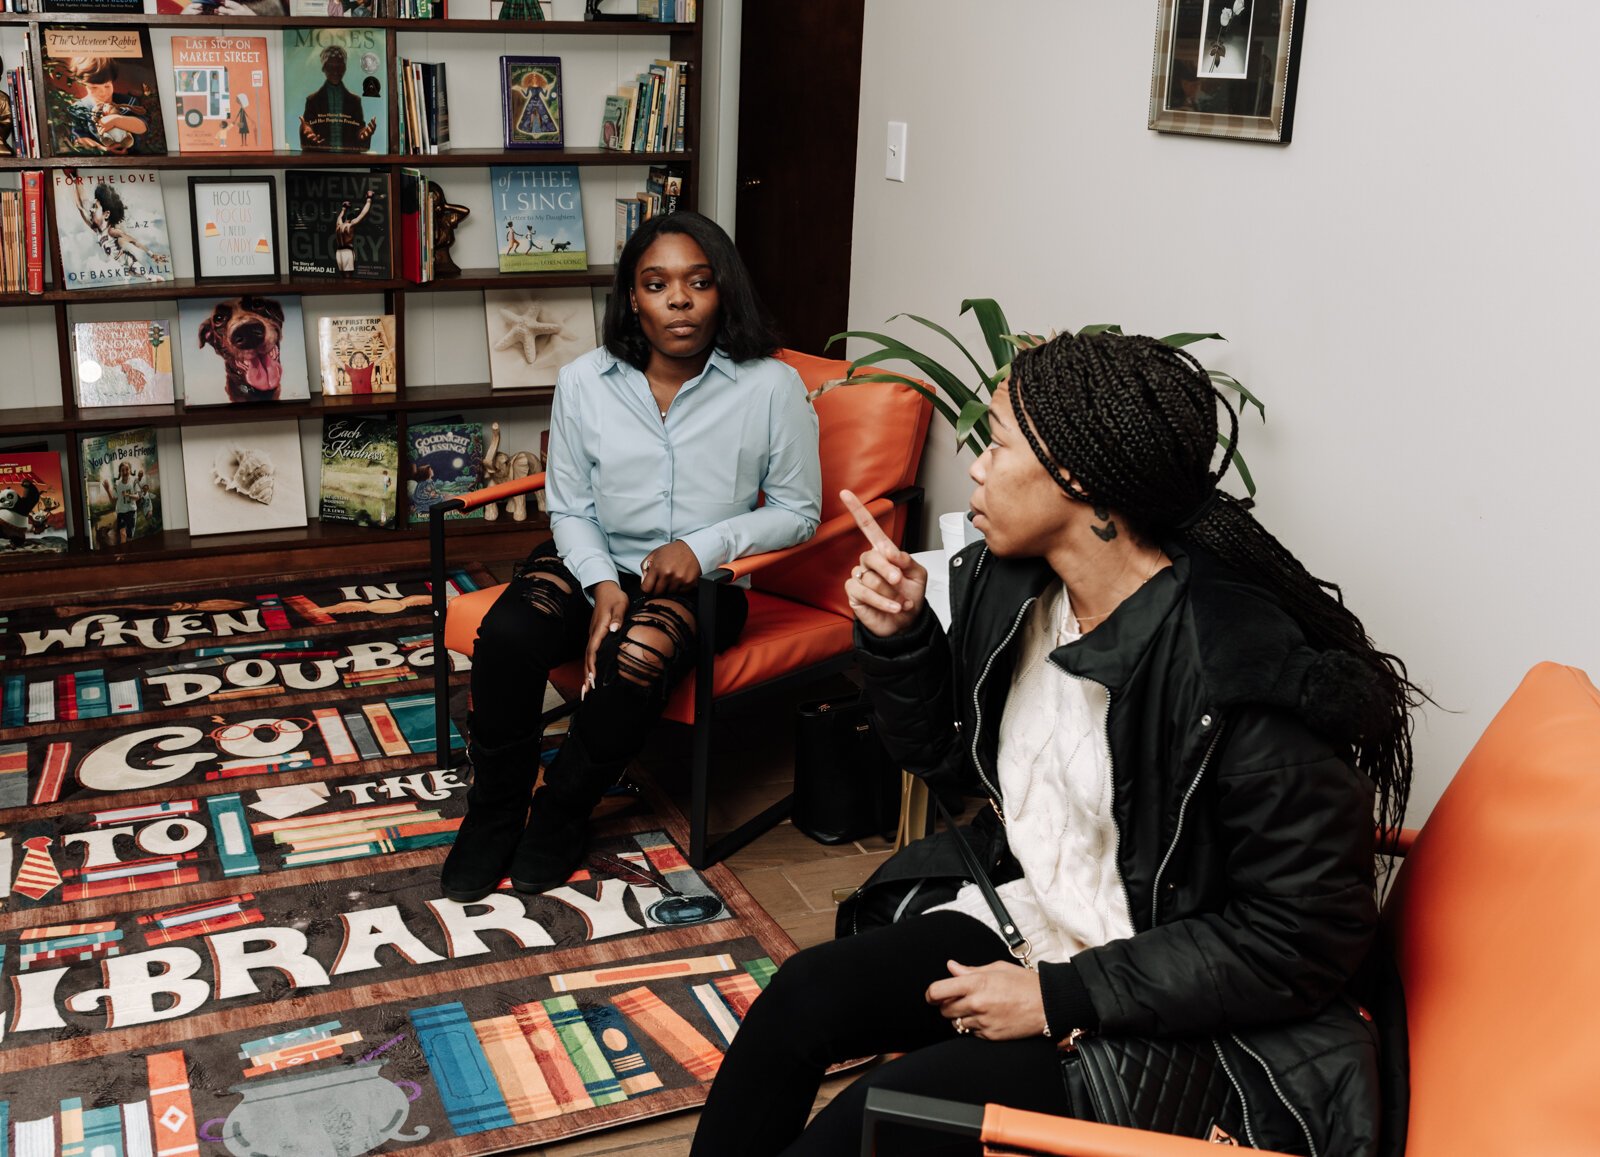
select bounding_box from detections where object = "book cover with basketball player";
[170,35,273,154]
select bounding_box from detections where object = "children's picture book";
[80,426,162,550]
[72,320,175,408]
[320,415,398,529]
[177,295,311,406]
[407,419,485,523]
[156,0,288,11]
[171,35,273,154]
[0,451,68,553]
[180,419,308,536]
[52,170,174,290]
[42,0,143,12]
[39,25,168,157]
[491,164,587,272]
[283,27,388,155]
[317,314,397,395]
[599,92,630,150]
[484,287,597,390]
[501,55,563,149]
[286,169,391,280]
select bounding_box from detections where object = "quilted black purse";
[912,794,1253,1147]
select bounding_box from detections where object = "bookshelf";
[0,5,702,586]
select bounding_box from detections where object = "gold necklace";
[1070,550,1165,627]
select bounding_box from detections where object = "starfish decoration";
[493,302,565,364]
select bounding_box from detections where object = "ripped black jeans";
[469,540,749,761]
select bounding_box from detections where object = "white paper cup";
[940,511,970,560]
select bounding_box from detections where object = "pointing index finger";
[839,488,900,556]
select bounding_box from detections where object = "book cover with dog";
[177,295,311,406]
[171,35,274,154]
[39,25,168,157]
[317,314,396,395]
[406,420,485,524]
[52,170,174,290]
[80,426,162,550]
[286,169,391,280]
[0,452,69,553]
[283,27,389,155]
[491,164,587,272]
[320,415,398,529]
[179,418,309,536]
[72,320,176,408]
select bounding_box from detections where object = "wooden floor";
[531,695,898,1157]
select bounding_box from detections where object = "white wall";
[848,0,1600,822]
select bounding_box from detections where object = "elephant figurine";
[482,420,541,521]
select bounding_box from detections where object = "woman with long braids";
[691,331,1420,1156]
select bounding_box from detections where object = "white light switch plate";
[886,121,907,182]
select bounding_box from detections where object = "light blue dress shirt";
[547,345,822,594]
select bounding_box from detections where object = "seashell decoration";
[212,444,277,506]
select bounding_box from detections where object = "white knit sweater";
[927,583,1134,963]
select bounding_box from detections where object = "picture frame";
[502,55,564,149]
[1147,0,1306,144]
[187,175,281,282]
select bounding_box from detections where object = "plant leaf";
[960,298,1012,371]
[1077,323,1124,336]
[1207,370,1266,420]
[1216,433,1256,498]
[1158,331,1226,349]
[890,312,989,383]
[835,334,983,411]
[955,397,990,444]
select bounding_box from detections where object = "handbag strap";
[930,791,1035,970]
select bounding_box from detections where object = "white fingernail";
[609,623,618,632]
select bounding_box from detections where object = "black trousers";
[690,912,1076,1157]
[469,540,748,759]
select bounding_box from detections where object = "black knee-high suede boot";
[439,728,543,903]
[510,724,628,894]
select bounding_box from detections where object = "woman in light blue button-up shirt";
[441,212,822,903]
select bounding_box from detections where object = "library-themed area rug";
[0,569,801,1156]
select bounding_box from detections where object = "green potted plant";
[828,298,1265,498]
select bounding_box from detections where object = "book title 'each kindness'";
[496,169,577,213]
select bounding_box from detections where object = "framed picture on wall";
[1147,0,1307,143]
[188,176,280,282]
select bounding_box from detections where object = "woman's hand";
[841,488,926,638]
[583,581,630,695]
[926,960,1048,1041]
[639,540,701,594]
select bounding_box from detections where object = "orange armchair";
[861,662,1600,1156]
[429,349,933,868]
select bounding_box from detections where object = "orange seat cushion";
[447,585,855,727]
[1388,662,1600,1157]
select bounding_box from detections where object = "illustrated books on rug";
[318,315,396,395]
[320,415,399,529]
[52,170,173,290]
[80,425,162,549]
[485,287,597,390]
[71,319,175,408]
[179,418,308,536]
[177,295,311,406]
[492,164,587,272]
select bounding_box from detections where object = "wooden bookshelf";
[0,10,701,586]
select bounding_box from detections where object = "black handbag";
[852,792,1252,1147]
[792,692,902,844]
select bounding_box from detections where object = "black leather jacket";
[855,539,1394,1156]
